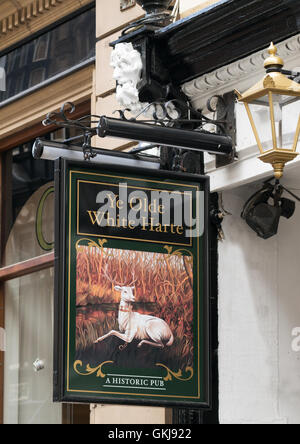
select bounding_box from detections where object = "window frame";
[0,2,96,109]
[0,253,54,282]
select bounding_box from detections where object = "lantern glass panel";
[247,99,281,151]
[246,96,300,153]
[246,92,300,152]
[282,99,300,151]
[253,93,294,107]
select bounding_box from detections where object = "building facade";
[0,0,300,424]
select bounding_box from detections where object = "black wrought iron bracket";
[113,96,230,134]
[42,102,99,160]
[42,98,235,167]
[121,12,172,35]
[279,69,300,83]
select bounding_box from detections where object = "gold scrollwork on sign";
[76,238,108,251]
[156,363,194,382]
[74,360,114,378]
[163,245,193,258]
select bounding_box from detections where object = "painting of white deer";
[95,285,174,348]
[94,268,174,349]
[76,247,193,370]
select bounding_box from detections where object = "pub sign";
[53,158,210,407]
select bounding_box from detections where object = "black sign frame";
[53,158,211,408]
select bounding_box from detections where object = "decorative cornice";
[182,33,300,109]
[0,0,93,51]
[1,0,63,35]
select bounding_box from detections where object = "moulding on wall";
[182,33,300,110]
[0,0,94,51]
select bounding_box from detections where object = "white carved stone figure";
[110,42,181,120]
[94,284,174,349]
[111,42,142,85]
[110,42,146,114]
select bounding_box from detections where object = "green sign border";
[53,158,211,408]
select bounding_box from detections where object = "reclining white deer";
[94,268,174,349]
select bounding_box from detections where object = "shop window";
[4,270,61,424]
[0,5,95,105]
[1,128,90,424]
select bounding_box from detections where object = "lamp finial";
[264,42,284,69]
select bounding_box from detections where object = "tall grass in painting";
[76,245,194,370]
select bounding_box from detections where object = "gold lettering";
[149,218,155,232]
[143,198,148,212]
[107,193,117,209]
[158,204,164,214]
[148,199,158,214]
[116,199,124,209]
[87,210,98,225]
[176,226,184,235]
[141,217,148,231]
[129,197,141,211]
[87,210,105,226]
[155,224,163,233]
[106,215,115,227]
[128,220,135,229]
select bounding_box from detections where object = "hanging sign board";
[53,158,210,408]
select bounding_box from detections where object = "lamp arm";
[280,185,300,202]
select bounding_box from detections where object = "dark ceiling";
[155,0,300,85]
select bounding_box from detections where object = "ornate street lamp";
[235,42,300,179]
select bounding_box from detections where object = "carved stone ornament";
[111,42,146,115]
[111,42,181,119]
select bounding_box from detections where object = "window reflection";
[0,6,95,104]
[4,127,80,265]
[4,270,61,424]
[33,34,50,62]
